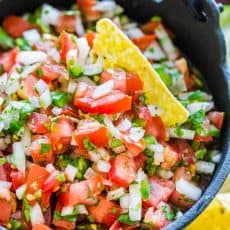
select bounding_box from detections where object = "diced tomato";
[207,111,224,129]
[184,74,196,91]
[141,21,162,33]
[173,167,192,182]
[109,220,121,230]
[161,145,182,170]
[50,116,74,153]
[56,15,76,33]
[134,154,147,169]
[144,207,170,229]
[145,116,167,142]
[77,0,100,21]
[36,64,67,83]
[61,105,78,118]
[144,177,175,208]
[61,181,89,206]
[170,190,194,210]
[3,16,34,38]
[137,105,152,121]
[87,174,104,196]
[88,196,122,227]
[10,171,25,191]
[123,136,145,157]
[29,135,53,165]
[59,31,76,63]
[132,35,155,51]
[126,73,143,94]
[0,47,18,72]
[28,113,51,134]
[73,119,108,149]
[0,163,12,181]
[18,75,39,99]
[74,83,132,114]
[42,171,62,193]
[194,135,213,143]
[33,224,52,230]
[85,31,95,48]
[26,164,49,194]
[0,199,12,224]
[109,153,136,188]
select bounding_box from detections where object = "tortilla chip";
[93,18,189,127]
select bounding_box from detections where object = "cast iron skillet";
[0,0,229,229]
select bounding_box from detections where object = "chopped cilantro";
[144,135,157,146]
[195,148,207,160]
[9,219,22,230]
[188,90,205,102]
[111,138,123,148]
[118,214,138,225]
[0,157,6,165]
[138,93,147,105]
[69,64,83,78]
[147,47,155,53]
[23,198,31,221]
[132,117,145,127]
[162,205,175,221]
[141,179,150,200]
[92,114,105,124]
[0,27,14,50]
[174,125,184,138]
[56,173,66,182]
[36,68,44,78]
[146,157,159,176]
[40,143,51,154]
[51,91,68,108]
[83,137,97,151]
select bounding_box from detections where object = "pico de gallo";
[0,1,224,229]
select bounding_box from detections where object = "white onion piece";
[210,150,222,163]
[77,205,88,214]
[98,148,110,162]
[168,128,195,140]
[77,77,96,86]
[61,206,74,216]
[47,47,61,63]
[126,27,144,39]
[39,89,51,109]
[187,102,214,115]
[34,79,48,94]
[21,128,31,155]
[129,184,142,221]
[16,184,26,200]
[147,104,163,116]
[65,164,78,182]
[123,22,138,30]
[176,178,202,201]
[93,1,116,12]
[77,38,90,66]
[179,91,212,101]
[20,63,41,79]
[46,163,56,173]
[97,160,111,173]
[158,169,174,179]
[107,188,125,200]
[41,4,60,26]
[104,116,122,140]
[0,73,8,92]
[89,151,101,163]
[66,49,78,63]
[92,80,114,99]
[112,144,126,154]
[84,167,96,179]
[30,203,44,226]
[120,194,130,209]
[23,29,41,45]
[136,168,147,182]
[117,118,132,132]
[195,161,215,175]
[28,96,40,108]
[148,143,164,165]
[12,141,25,173]
[0,187,11,201]
[17,51,47,65]
[6,72,20,95]
[83,56,104,76]
[67,80,78,94]
[51,107,62,116]
[0,181,12,189]
[129,127,145,142]
[144,41,166,61]
[75,15,85,36]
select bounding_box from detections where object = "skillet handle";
[183,0,223,21]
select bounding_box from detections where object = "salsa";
[0,1,224,229]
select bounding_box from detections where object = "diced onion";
[0,187,11,201]
[77,77,96,86]
[34,79,48,95]
[136,168,147,182]
[187,102,214,115]
[47,47,61,63]
[45,164,55,173]
[0,181,12,189]
[94,1,116,12]
[75,15,85,36]
[84,167,96,179]
[210,150,222,163]
[104,116,122,140]
[168,128,195,140]
[21,128,31,155]
[51,107,62,116]
[17,51,47,65]
[67,80,78,94]
[89,151,101,163]
[41,4,60,26]
[107,188,125,200]
[39,89,52,109]
[97,160,111,173]
[195,161,215,175]
[158,169,174,179]
[120,194,130,209]
[129,127,145,142]
[176,178,202,201]
[179,91,212,101]
[129,184,142,221]
[147,104,163,116]
[12,141,25,173]
[77,205,88,214]
[29,96,40,108]
[65,164,78,182]
[92,80,114,99]
[112,144,126,154]
[16,184,26,200]
[23,29,41,45]
[61,206,74,216]
[20,63,41,79]
[66,49,78,63]
[30,203,44,227]
[126,27,144,39]
[148,144,164,165]
[98,148,110,162]
[0,73,8,92]
[83,56,104,76]
[76,38,90,66]
[144,41,166,61]
[117,118,132,132]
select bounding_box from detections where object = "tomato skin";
[207,111,224,129]
[29,135,53,165]
[194,135,213,143]
[88,196,122,227]
[87,174,104,196]
[56,15,76,33]
[145,116,167,142]
[126,73,143,94]
[0,163,12,181]
[42,171,61,193]
[77,0,100,21]
[73,119,108,149]
[33,224,52,230]
[109,220,121,230]
[134,153,147,170]
[123,136,145,157]
[10,171,25,191]
[109,153,136,188]
[132,35,155,51]
[28,112,51,134]
[170,190,194,210]
[0,199,12,224]
[59,31,76,63]
[3,16,34,38]
[0,47,18,72]
[141,21,161,34]
[85,31,95,48]
[173,167,192,182]
[144,177,175,208]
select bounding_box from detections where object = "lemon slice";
[93,18,189,126]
